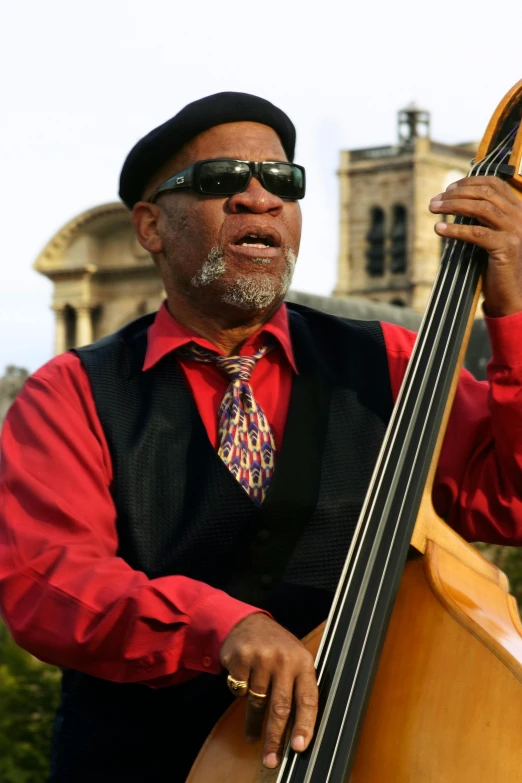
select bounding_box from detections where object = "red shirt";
[1,302,522,688]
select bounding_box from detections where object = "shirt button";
[202,656,213,668]
[257,529,270,543]
[260,574,274,588]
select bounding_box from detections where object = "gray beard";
[191,246,297,311]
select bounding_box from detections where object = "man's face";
[138,121,302,315]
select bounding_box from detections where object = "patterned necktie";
[179,342,277,506]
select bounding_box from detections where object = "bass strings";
[311,132,518,783]
[311,126,515,689]
[277,125,519,783]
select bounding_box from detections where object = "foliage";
[0,622,60,783]
[0,366,28,423]
[0,364,58,779]
[475,543,522,608]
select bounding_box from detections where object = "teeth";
[241,242,269,248]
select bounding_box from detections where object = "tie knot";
[179,343,272,382]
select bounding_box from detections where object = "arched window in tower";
[390,204,407,274]
[366,207,386,276]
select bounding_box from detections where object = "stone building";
[335,104,477,312]
[33,203,165,352]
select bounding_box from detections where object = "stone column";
[76,306,93,347]
[52,306,67,355]
[334,150,351,296]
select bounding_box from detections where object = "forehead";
[178,121,288,166]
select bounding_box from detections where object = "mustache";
[191,245,294,285]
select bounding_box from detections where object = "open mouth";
[229,225,282,251]
[236,233,275,249]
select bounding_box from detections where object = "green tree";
[0,622,60,783]
[475,543,522,608]
[0,368,60,781]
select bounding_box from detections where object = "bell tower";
[397,102,431,148]
[335,106,476,312]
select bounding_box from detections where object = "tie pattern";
[178,342,277,505]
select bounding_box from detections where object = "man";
[1,92,522,782]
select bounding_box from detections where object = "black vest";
[50,303,392,783]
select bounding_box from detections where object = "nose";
[227,176,284,215]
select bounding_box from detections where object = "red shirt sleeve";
[0,353,262,685]
[382,311,522,545]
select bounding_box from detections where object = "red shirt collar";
[143,301,298,373]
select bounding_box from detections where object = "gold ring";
[248,689,268,699]
[227,674,249,697]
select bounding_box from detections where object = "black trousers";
[49,671,234,783]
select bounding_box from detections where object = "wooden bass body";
[188,81,522,782]
[188,515,522,782]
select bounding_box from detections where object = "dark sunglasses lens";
[199,161,250,194]
[261,163,305,199]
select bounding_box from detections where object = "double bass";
[188,81,522,782]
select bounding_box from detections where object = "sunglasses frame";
[150,158,306,202]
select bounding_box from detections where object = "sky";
[2,0,522,373]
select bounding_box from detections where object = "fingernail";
[263,753,279,768]
[436,222,448,231]
[292,735,306,752]
[430,200,443,209]
[447,182,458,190]
[430,193,443,202]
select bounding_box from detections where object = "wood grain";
[349,541,522,781]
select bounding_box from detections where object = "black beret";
[119,91,296,209]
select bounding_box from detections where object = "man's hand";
[429,176,522,317]
[219,613,318,770]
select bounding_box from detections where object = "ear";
[131,202,164,255]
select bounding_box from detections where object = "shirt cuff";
[181,591,268,675]
[485,310,522,368]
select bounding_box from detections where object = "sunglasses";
[150,158,306,202]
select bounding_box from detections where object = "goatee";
[191,246,297,311]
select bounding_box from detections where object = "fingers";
[244,671,271,742]
[444,176,519,205]
[434,221,513,254]
[428,175,522,317]
[227,660,250,683]
[290,671,320,753]
[430,179,519,231]
[263,673,295,769]
[431,197,508,230]
[219,614,319,770]
[226,659,251,698]
[262,654,318,769]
